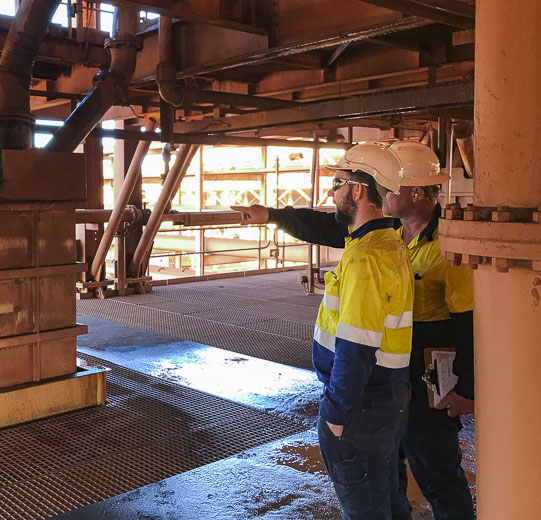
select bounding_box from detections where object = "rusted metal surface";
[35,122,350,149]
[45,7,141,153]
[172,81,474,134]
[355,0,474,28]
[0,150,86,201]
[0,0,60,152]
[172,16,432,80]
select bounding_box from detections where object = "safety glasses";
[331,178,368,191]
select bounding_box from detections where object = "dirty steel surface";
[77,270,321,370]
[0,354,305,520]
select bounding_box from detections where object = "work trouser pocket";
[333,456,373,517]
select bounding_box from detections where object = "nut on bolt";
[445,251,463,266]
[464,254,482,270]
[494,257,513,273]
[492,206,512,222]
[463,204,481,221]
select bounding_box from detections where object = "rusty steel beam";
[172,16,433,80]
[413,0,475,19]
[106,0,267,35]
[170,81,474,135]
[357,0,474,28]
[34,122,350,149]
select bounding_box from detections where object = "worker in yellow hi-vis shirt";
[232,141,474,520]
[241,143,415,520]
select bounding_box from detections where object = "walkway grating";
[77,271,322,370]
[0,354,306,520]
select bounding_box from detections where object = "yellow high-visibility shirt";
[313,218,414,424]
[398,226,473,322]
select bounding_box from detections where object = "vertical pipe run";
[90,117,158,280]
[308,137,319,293]
[445,120,454,205]
[128,144,199,277]
[115,227,126,296]
[0,0,61,151]
[473,1,541,518]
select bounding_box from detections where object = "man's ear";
[411,187,425,202]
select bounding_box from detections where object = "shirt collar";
[347,217,395,240]
[418,203,441,242]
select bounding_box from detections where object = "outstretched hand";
[436,390,474,417]
[231,204,270,225]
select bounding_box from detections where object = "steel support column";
[438,1,541,518]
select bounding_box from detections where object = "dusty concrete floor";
[56,309,476,520]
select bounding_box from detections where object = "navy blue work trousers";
[318,384,411,520]
[398,320,475,520]
[398,378,475,520]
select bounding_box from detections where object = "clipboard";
[422,348,458,408]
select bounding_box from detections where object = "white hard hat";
[389,140,449,186]
[327,142,403,194]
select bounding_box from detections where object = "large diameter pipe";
[0,0,61,151]
[153,235,311,263]
[89,117,157,280]
[473,1,541,519]
[45,7,140,152]
[128,144,199,277]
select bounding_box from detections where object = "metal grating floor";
[0,354,306,520]
[77,271,322,371]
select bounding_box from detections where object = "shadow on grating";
[0,354,306,520]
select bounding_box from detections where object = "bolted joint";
[104,33,143,51]
[463,254,482,270]
[463,204,481,221]
[445,207,464,220]
[494,257,513,273]
[445,251,463,266]
[492,206,512,222]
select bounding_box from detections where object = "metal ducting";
[45,7,141,153]
[0,0,61,152]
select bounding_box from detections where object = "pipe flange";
[104,33,143,51]
[0,111,36,125]
[439,212,541,273]
[443,203,539,224]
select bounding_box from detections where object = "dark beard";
[335,189,356,226]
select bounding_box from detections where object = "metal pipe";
[0,0,61,151]
[307,136,319,293]
[76,207,141,224]
[45,6,141,152]
[89,117,157,280]
[75,0,85,43]
[445,120,454,205]
[36,123,348,149]
[128,144,199,277]
[153,235,311,263]
[115,227,126,296]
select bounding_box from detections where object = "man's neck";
[401,202,436,244]
[350,204,384,231]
